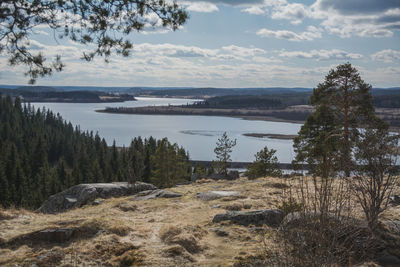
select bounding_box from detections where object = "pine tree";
[0,162,9,207]
[293,105,340,178]
[246,146,281,179]
[294,63,384,177]
[213,132,236,176]
[0,95,191,208]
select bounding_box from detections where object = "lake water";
[32,97,302,163]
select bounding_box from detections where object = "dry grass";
[0,176,399,266]
[0,209,15,221]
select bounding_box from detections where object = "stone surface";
[389,195,400,206]
[208,171,239,180]
[376,251,400,266]
[115,203,137,212]
[191,173,202,182]
[91,200,104,206]
[36,228,74,243]
[228,171,239,179]
[382,220,400,235]
[133,189,182,201]
[196,191,239,201]
[210,228,230,237]
[37,182,156,213]
[212,209,284,227]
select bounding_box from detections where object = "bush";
[246,146,281,179]
[278,197,302,215]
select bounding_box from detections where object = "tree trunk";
[343,77,350,177]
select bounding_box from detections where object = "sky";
[1,0,400,88]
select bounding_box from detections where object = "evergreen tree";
[246,146,281,179]
[293,63,385,177]
[213,132,236,176]
[150,138,190,188]
[0,162,9,207]
[0,95,191,208]
[293,105,341,178]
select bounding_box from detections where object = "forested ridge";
[0,95,190,209]
[189,91,400,110]
[0,88,136,103]
[189,94,311,109]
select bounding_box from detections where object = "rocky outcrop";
[210,227,230,237]
[208,171,239,181]
[212,209,284,227]
[192,171,240,182]
[37,182,156,214]
[36,228,74,243]
[196,191,239,201]
[133,189,183,201]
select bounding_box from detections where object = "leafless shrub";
[277,176,379,266]
[352,127,399,232]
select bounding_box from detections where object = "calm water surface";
[32,97,302,163]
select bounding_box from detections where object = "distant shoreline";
[243,133,298,140]
[96,105,400,132]
[96,105,310,125]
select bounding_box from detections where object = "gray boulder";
[382,220,400,235]
[389,195,400,206]
[210,227,230,237]
[228,170,239,179]
[133,189,182,201]
[37,182,156,214]
[36,228,74,243]
[191,173,202,182]
[212,209,284,227]
[196,191,239,201]
[208,171,239,180]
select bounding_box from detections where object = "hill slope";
[1,177,399,266]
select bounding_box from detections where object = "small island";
[243,133,298,140]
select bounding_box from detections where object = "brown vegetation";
[0,176,399,266]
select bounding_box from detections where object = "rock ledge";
[37,182,156,214]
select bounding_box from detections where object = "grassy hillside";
[1,176,399,266]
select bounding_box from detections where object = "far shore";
[96,104,400,132]
[96,105,310,125]
[243,133,298,140]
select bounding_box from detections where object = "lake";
[32,97,302,163]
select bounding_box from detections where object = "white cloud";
[132,43,218,58]
[221,45,266,57]
[184,0,265,6]
[33,30,49,36]
[26,40,81,58]
[241,6,266,15]
[271,3,309,25]
[256,26,323,41]
[279,49,363,61]
[360,66,400,87]
[241,0,400,38]
[185,2,219,13]
[310,0,400,38]
[371,49,400,63]
[312,0,399,15]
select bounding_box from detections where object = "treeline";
[141,87,312,98]
[0,95,190,209]
[187,91,400,110]
[188,94,311,109]
[0,88,136,103]
[372,93,400,108]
